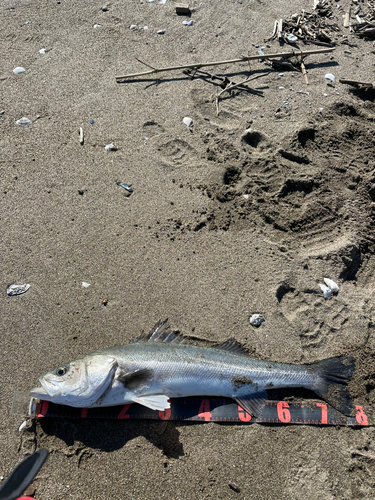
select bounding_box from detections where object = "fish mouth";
[30,386,48,399]
[30,377,62,399]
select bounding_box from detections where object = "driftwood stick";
[339,78,373,89]
[115,47,334,80]
[215,72,270,115]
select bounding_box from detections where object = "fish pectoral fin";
[234,391,268,418]
[132,395,171,411]
[117,368,154,390]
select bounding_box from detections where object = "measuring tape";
[31,397,372,426]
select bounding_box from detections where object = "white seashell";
[325,73,335,82]
[19,420,27,432]
[129,24,137,30]
[16,117,32,126]
[249,314,265,327]
[183,117,193,127]
[93,24,101,28]
[105,143,115,151]
[323,278,339,291]
[157,29,166,34]
[39,48,46,54]
[319,283,331,298]
[82,282,90,288]
[286,33,298,43]
[13,67,25,74]
[7,284,30,296]
[243,194,249,199]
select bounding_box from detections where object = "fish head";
[30,354,117,407]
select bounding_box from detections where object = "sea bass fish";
[30,321,356,417]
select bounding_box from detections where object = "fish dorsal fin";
[212,339,247,355]
[117,368,154,389]
[234,391,268,418]
[131,319,184,344]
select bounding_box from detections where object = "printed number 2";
[277,401,291,423]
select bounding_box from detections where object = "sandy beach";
[1,0,375,498]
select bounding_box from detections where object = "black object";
[0,449,48,500]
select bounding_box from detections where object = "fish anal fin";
[213,339,247,355]
[117,368,154,390]
[132,395,171,411]
[234,391,268,418]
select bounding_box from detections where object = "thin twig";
[299,57,309,84]
[135,57,156,70]
[115,47,334,80]
[215,72,269,115]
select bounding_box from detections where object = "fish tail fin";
[310,356,355,416]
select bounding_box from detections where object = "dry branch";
[115,48,334,81]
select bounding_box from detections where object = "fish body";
[30,321,355,417]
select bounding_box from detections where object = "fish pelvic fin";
[310,356,355,416]
[132,395,170,411]
[234,391,268,418]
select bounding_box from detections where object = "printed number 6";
[277,401,291,423]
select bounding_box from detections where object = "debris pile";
[266,2,338,46]
[352,2,375,37]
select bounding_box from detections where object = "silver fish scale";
[99,343,315,399]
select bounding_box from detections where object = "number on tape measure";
[277,401,291,423]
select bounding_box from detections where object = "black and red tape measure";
[32,397,372,426]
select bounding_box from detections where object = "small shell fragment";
[105,143,115,151]
[249,314,265,327]
[82,282,90,288]
[116,182,133,193]
[39,48,46,54]
[16,117,32,126]
[182,20,193,26]
[19,420,27,432]
[319,283,331,298]
[93,24,101,28]
[157,29,166,34]
[183,117,193,127]
[13,67,25,74]
[323,278,339,291]
[285,33,298,43]
[325,73,335,82]
[7,284,30,296]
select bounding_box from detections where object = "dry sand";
[1,0,375,498]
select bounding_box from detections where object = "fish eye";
[56,367,67,376]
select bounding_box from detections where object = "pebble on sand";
[13,67,25,74]
[183,117,193,127]
[249,314,264,327]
